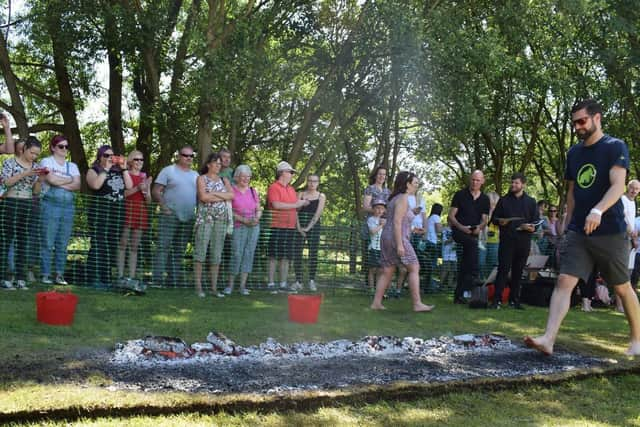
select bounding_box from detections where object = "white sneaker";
[279,282,288,289]
[240,289,250,296]
[291,281,303,291]
[41,276,53,285]
[267,282,276,288]
[215,292,225,298]
[197,291,206,298]
[309,280,317,292]
[223,287,232,295]
[2,280,15,290]
[27,271,35,283]
[55,275,68,285]
[15,280,28,290]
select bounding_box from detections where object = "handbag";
[468,281,488,309]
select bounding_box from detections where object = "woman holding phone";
[0,137,45,289]
[86,145,132,289]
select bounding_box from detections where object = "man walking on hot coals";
[490,173,539,309]
[525,99,640,356]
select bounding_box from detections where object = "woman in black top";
[86,145,132,288]
[292,175,326,292]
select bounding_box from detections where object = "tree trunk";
[47,10,88,176]
[107,47,125,154]
[0,30,29,139]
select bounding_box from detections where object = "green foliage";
[3,0,640,214]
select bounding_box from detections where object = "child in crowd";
[367,199,386,293]
[440,221,457,290]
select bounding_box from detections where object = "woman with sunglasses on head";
[86,145,133,289]
[117,150,152,290]
[0,137,45,290]
[39,135,81,285]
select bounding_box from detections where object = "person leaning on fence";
[266,161,309,290]
[225,164,262,296]
[151,146,198,288]
[117,150,153,289]
[370,171,434,312]
[0,136,44,290]
[0,112,15,155]
[292,174,326,292]
[39,135,81,285]
[86,145,133,289]
[193,152,233,298]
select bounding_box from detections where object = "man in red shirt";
[266,161,309,290]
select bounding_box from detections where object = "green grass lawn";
[1,285,639,426]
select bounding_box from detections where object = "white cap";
[276,161,296,173]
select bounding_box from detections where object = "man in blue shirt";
[526,99,640,356]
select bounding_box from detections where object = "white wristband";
[590,208,602,216]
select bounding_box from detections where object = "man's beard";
[577,125,596,140]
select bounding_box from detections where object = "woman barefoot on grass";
[370,171,434,312]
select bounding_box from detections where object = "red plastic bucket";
[36,291,78,326]
[288,294,322,323]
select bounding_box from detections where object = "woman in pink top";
[224,165,262,295]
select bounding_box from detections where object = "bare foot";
[524,336,553,356]
[413,303,434,312]
[370,304,386,310]
[625,342,640,356]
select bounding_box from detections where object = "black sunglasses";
[132,158,144,162]
[102,153,113,158]
[180,153,195,158]
[56,144,69,150]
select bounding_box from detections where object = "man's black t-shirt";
[565,134,629,235]
[451,188,490,228]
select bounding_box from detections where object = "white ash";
[111,333,520,366]
[105,332,609,395]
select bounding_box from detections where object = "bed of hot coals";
[104,332,611,394]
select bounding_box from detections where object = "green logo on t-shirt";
[577,164,597,188]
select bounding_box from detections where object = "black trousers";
[494,234,531,304]
[294,224,321,282]
[452,229,479,299]
[0,198,34,281]
[87,198,124,284]
[630,252,640,287]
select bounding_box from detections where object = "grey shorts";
[560,231,630,286]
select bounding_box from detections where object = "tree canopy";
[1,0,639,215]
